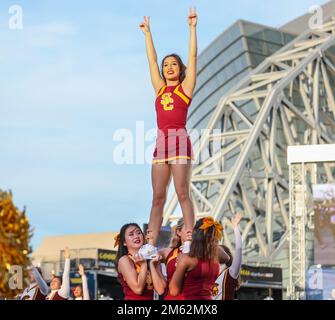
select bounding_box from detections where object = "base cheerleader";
[159,218,187,300]
[115,223,166,300]
[160,218,231,300]
[169,217,222,300]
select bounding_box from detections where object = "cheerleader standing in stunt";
[116,223,166,300]
[169,217,222,300]
[139,8,198,254]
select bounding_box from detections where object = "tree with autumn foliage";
[0,190,32,299]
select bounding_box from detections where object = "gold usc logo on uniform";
[161,93,174,111]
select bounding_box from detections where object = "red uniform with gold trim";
[118,254,154,300]
[182,259,220,300]
[212,268,239,300]
[221,269,238,300]
[46,291,67,300]
[153,84,193,163]
[164,247,184,300]
[19,284,46,300]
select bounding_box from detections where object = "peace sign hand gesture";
[139,16,151,34]
[188,7,198,27]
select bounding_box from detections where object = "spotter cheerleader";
[212,213,242,300]
[115,223,166,300]
[18,266,48,300]
[139,8,198,253]
[169,217,222,300]
[46,247,71,300]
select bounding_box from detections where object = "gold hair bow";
[199,217,223,240]
[114,233,121,248]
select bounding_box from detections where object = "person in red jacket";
[169,217,222,300]
[116,223,166,300]
[139,7,198,255]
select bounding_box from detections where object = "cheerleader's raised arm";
[140,16,165,94]
[57,247,71,299]
[78,264,90,300]
[32,266,49,296]
[181,7,198,98]
[229,214,243,280]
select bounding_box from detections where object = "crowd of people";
[18,248,89,300]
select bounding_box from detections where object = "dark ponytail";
[115,223,145,267]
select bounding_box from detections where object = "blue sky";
[0,0,329,249]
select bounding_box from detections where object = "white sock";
[139,244,158,260]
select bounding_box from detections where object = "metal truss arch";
[164,17,335,276]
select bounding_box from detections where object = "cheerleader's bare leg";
[147,162,172,246]
[170,160,194,251]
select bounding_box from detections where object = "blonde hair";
[169,218,184,248]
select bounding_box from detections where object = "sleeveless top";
[46,290,67,300]
[19,284,46,300]
[155,84,192,133]
[118,254,154,300]
[164,247,184,300]
[153,84,193,163]
[182,259,220,300]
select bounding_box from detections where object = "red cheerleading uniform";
[47,291,67,300]
[20,285,46,300]
[153,84,193,163]
[221,269,239,300]
[182,259,220,300]
[164,247,184,300]
[118,254,154,300]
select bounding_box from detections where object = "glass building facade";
[187,20,296,133]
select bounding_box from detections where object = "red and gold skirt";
[153,129,193,164]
